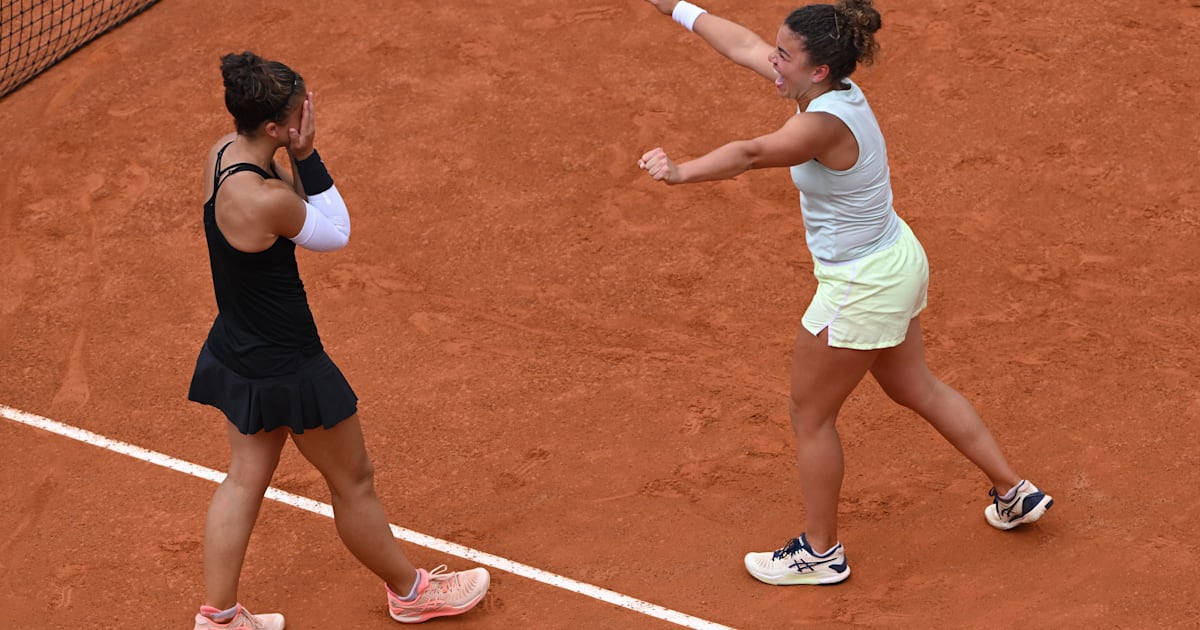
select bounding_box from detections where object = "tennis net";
[1,0,160,98]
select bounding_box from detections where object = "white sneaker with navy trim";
[985,480,1054,530]
[744,533,850,585]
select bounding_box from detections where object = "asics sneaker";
[985,480,1054,530]
[193,604,284,630]
[387,565,490,623]
[744,533,850,585]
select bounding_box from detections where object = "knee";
[352,457,376,488]
[788,397,836,439]
[226,458,279,494]
[330,457,376,498]
[884,377,940,413]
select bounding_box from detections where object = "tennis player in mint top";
[188,51,489,628]
[638,0,1053,585]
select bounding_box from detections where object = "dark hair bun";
[221,51,265,99]
[834,0,882,64]
[220,51,303,134]
[835,0,882,33]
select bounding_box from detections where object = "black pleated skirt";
[188,342,358,434]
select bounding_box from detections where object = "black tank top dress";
[187,142,357,434]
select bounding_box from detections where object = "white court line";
[0,403,734,630]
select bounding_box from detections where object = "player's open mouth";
[774,72,785,89]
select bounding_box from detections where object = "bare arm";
[639,113,845,184]
[281,92,351,252]
[644,0,776,81]
[226,165,350,255]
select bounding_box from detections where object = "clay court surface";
[2,0,1199,627]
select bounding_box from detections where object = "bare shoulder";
[214,173,306,245]
[785,110,849,142]
[222,173,296,207]
[786,110,858,170]
[241,177,306,229]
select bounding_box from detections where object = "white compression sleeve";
[289,184,351,252]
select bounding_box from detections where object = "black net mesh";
[1,0,161,98]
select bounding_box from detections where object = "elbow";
[297,232,349,253]
[325,226,351,251]
[328,233,351,251]
[290,211,351,252]
[740,143,765,173]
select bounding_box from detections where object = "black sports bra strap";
[217,163,274,188]
[212,141,234,190]
[212,141,276,192]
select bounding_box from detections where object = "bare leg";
[789,327,879,554]
[203,424,289,609]
[290,415,419,594]
[870,317,1021,490]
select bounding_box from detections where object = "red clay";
[2,0,1199,628]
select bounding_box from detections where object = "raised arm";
[644,0,776,81]
[273,92,351,252]
[639,112,846,184]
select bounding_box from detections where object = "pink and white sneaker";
[387,565,490,623]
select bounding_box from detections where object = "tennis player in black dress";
[189,51,489,629]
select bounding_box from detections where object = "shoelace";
[772,537,805,560]
[989,487,1019,517]
[396,565,462,611]
[426,565,460,593]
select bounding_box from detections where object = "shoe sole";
[194,613,285,630]
[194,621,285,629]
[743,560,851,586]
[986,495,1054,530]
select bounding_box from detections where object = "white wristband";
[672,1,707,32]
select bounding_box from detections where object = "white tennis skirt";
[801,219,929,350]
